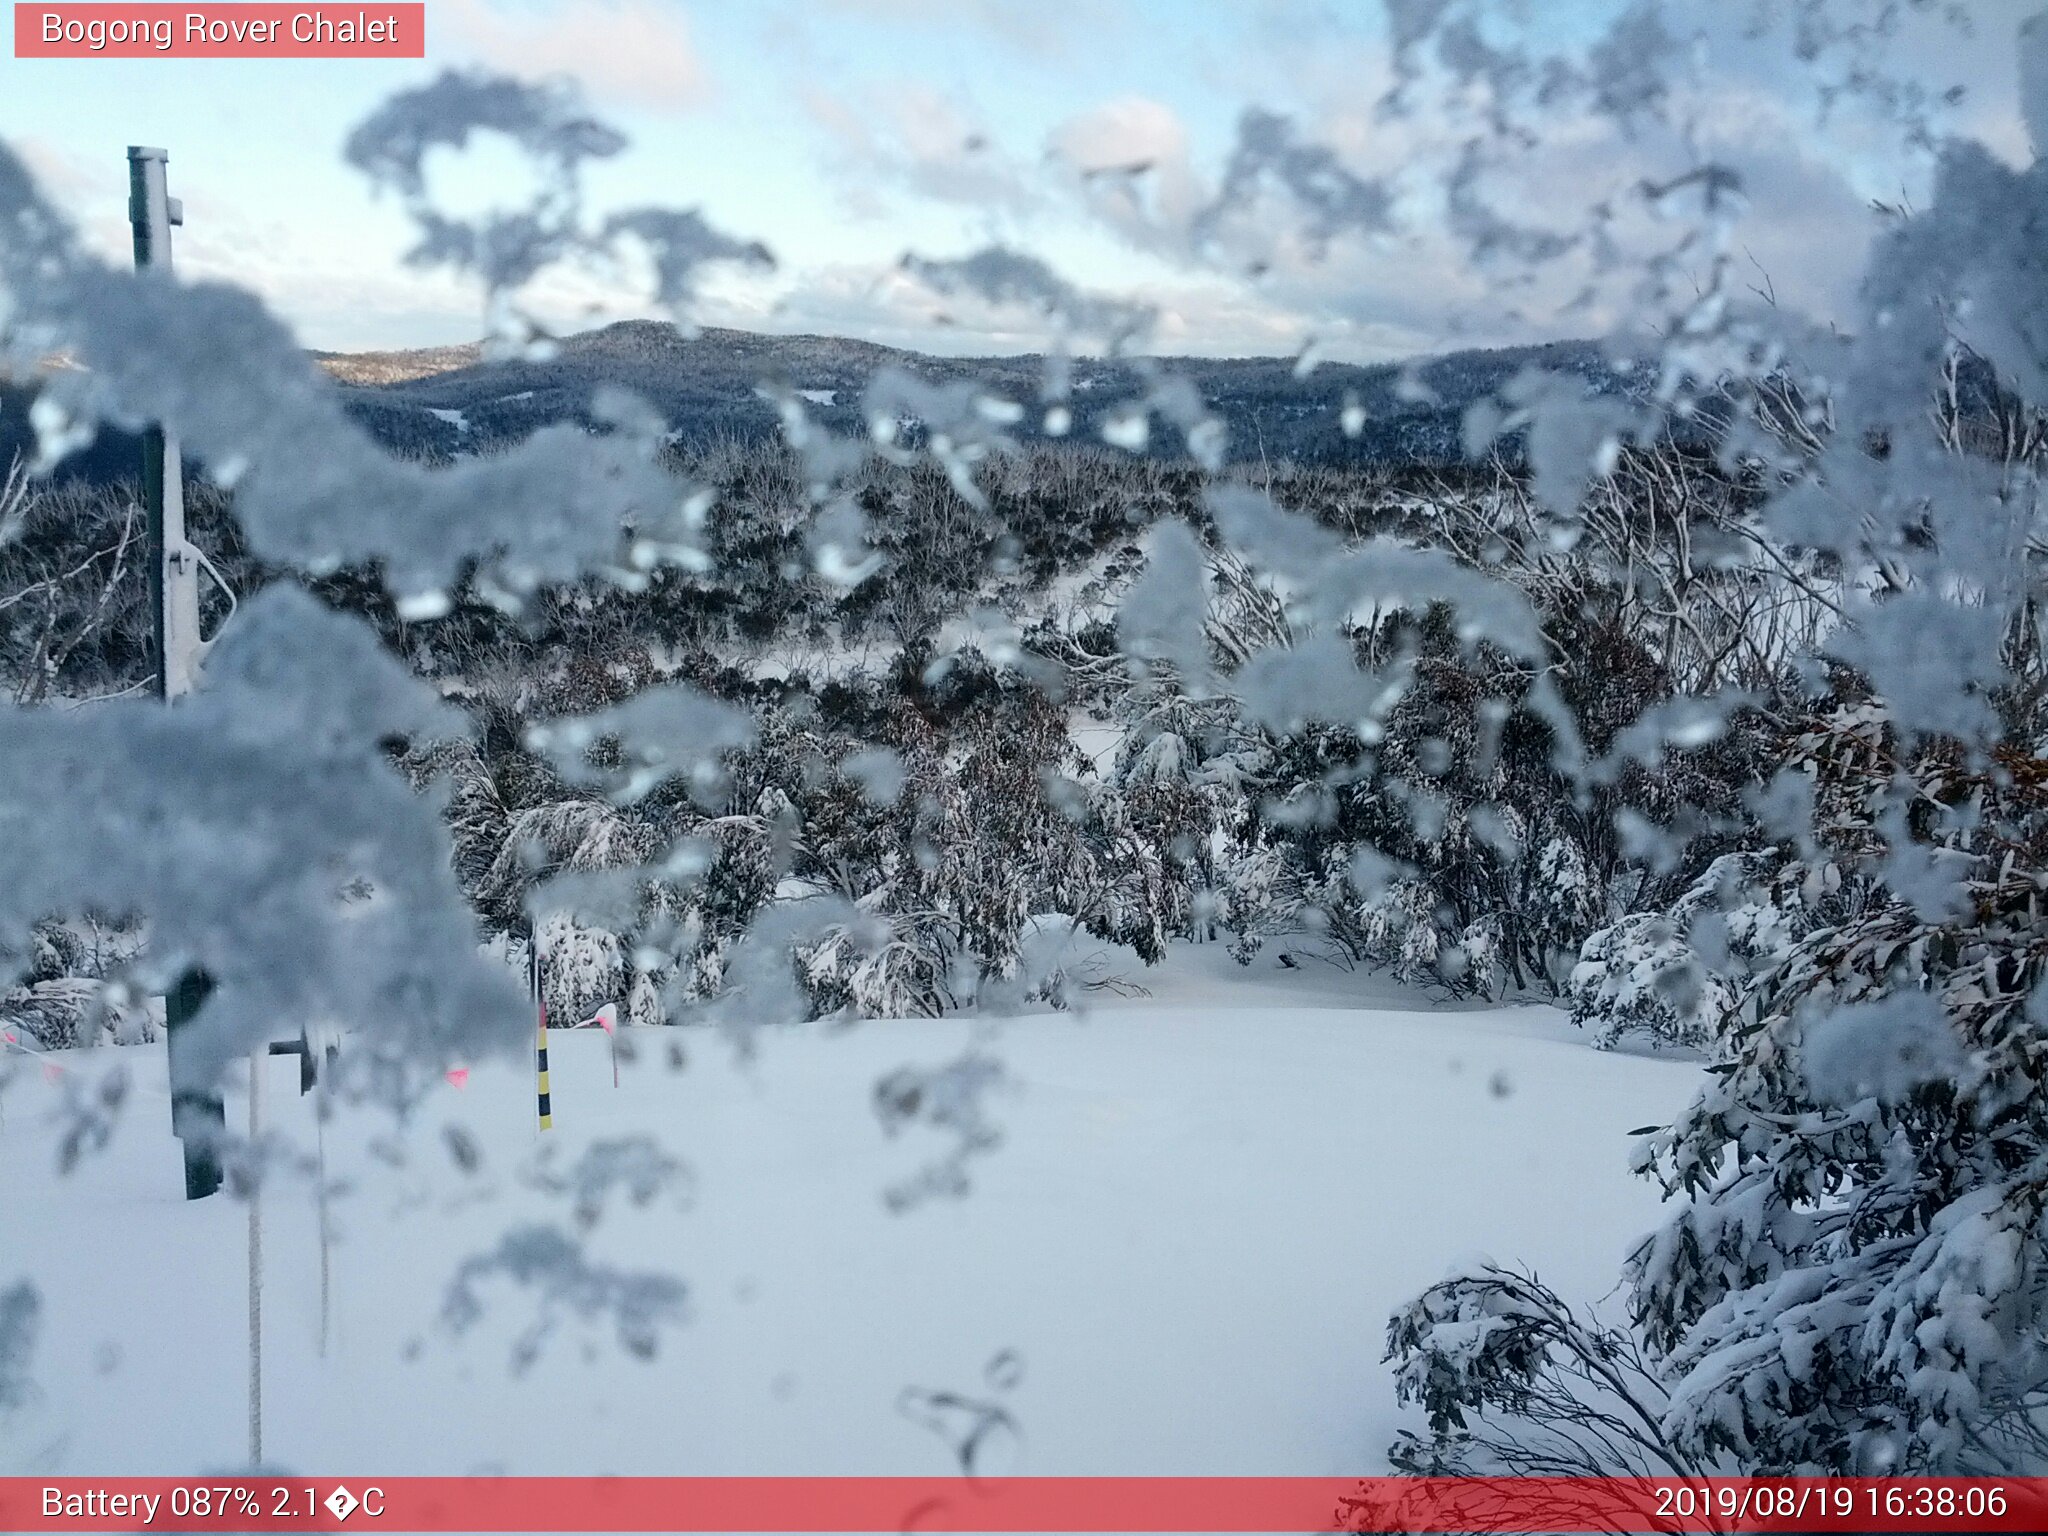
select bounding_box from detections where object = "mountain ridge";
[317,318,1635,466]
[3,320,1641,482]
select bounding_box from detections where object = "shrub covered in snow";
[1367,0,2048,1482]
[1385,1265,1707,1478]
[0,917,151,1049]
[1568,852,1806,1052]
[1629,709,2048,1472]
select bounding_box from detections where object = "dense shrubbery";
[6,343,2043,1482]
[1383,333,2048,1473]
[0,916,151,1049]
[1390,702,2048,1476]
[3,430,1796,1042]
[1628,708,2048,1472]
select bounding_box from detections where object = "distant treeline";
[4,325,1650,485]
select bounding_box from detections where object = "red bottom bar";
[2,1477,2043,1533]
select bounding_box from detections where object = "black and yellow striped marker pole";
[531,933,553,1132]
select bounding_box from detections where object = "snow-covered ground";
[0,948,1697,1477]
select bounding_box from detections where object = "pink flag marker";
[577,1003,622,1087]
[445,1066,470,1090]
[42,1061,62,1083]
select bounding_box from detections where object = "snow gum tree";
[1384,6,2048,1478]
[1630,709,2048,1473]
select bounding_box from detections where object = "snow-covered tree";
[1569,852,1807,1052]
[1626,707,2048,1472]
[1374,0,2048,1483]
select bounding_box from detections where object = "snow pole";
[129,147,204,703]
[532,935,552,1132]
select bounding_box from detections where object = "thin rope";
[315,1066,331,1360]
[248,1047,263,1467]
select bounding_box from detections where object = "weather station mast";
[128,144,224,1200]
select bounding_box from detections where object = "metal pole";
[130,145,223,1200]
[128,147,203,703]
[166,970,223,1200]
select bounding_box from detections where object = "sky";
[1,0,2037,362]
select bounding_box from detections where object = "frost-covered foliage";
[0,916,151,1049]
[1386,1265,1703,1478]
[1095,453,1780,997]
[1627,709,2048,1472]
[0,588,524,1095]
[405,639,1148,1025]
[0,69,760,1098]
[1357,0,2048,1481]
[1569,853,1805,1052]
[0,469,184,704]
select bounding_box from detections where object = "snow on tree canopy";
[1800,993,1966,1108]
[524,683,756,806]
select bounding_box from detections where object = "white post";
[126,147,205,702]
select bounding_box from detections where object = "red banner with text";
[4,1477,2048,1533]
[13,5,424,58]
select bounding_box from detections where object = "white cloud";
[744,261,1038,354]
[804,83,1041,219]
[1048,96,1189,176]
[30,0,1995,366]
[810,0,1108,63]
[5,138,482,351]
[1027,32,1894,363]
[435,0,710,115]
[1046,96,1207,253]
